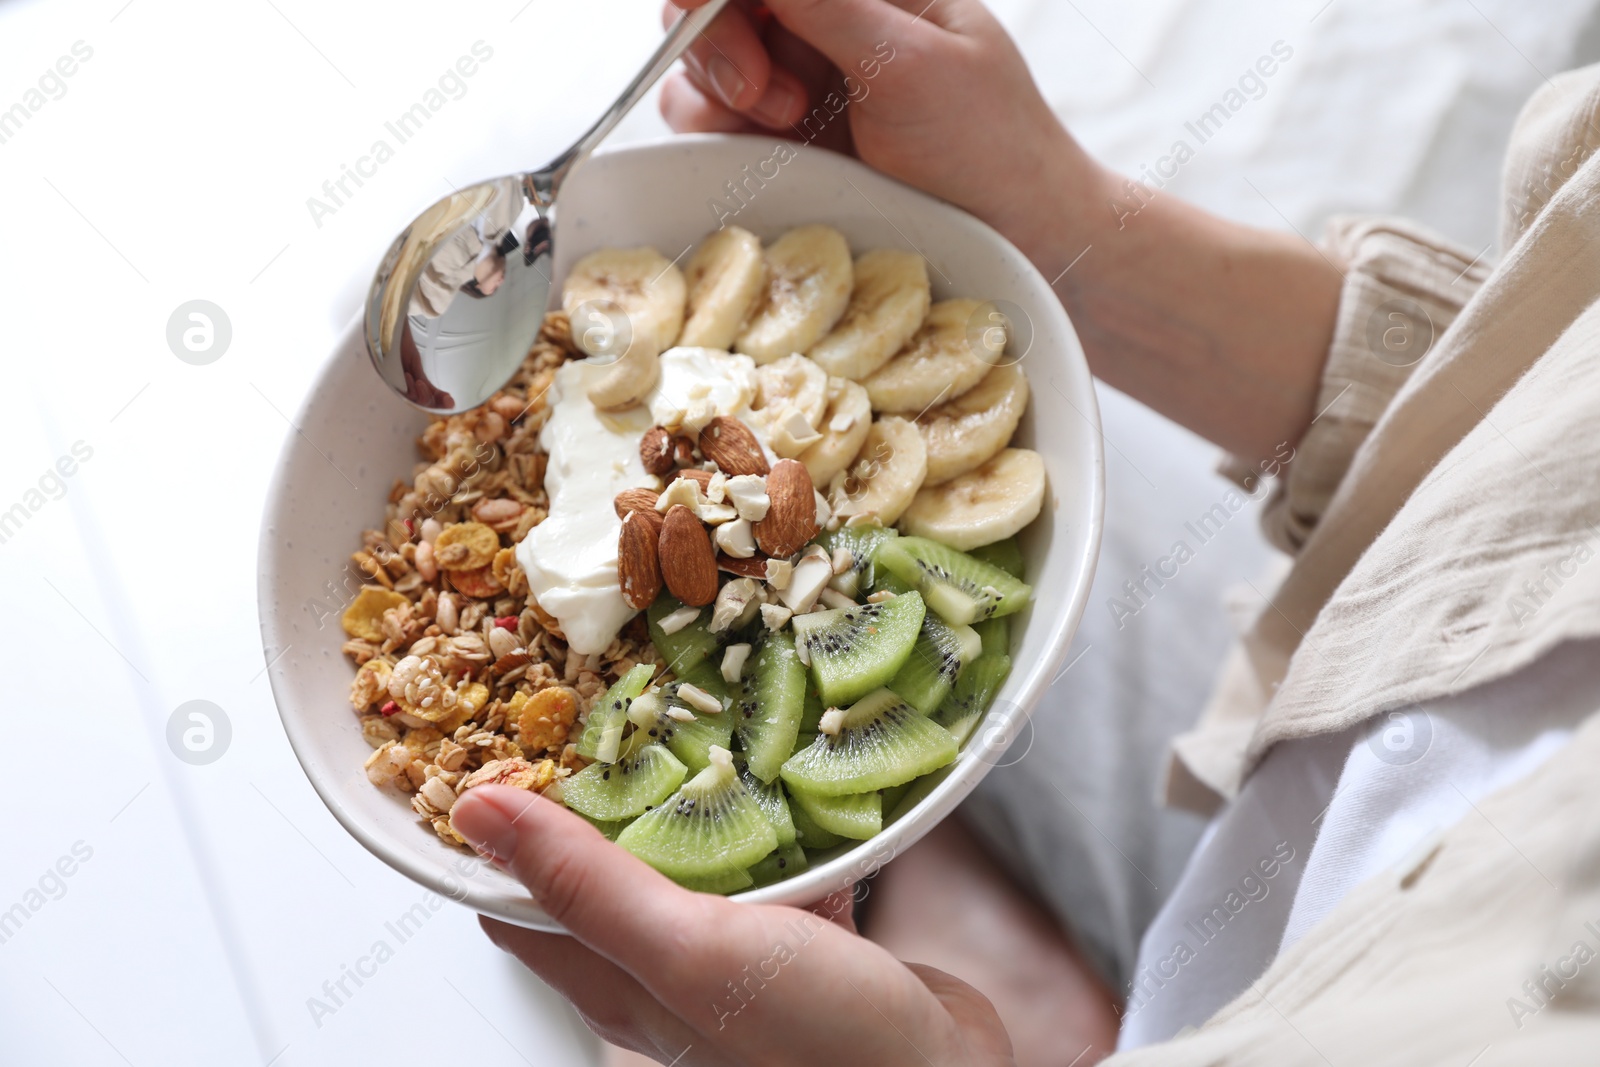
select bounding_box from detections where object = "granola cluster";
[339,312,661,846]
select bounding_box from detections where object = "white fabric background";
[2,1,1596,1064]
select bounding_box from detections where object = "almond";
[753,459,817,557]
[617,511,664,610]
[717,552,772,580]
[640,426,676,476]
[699,415,770,476]
[658,505,719,606]
[615,487,661,520]
[673,435,698,468]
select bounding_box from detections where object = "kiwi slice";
[631,665,734,773]
[932,653,1012,745]
[562,735,688,822]
[970,537,1026,579]
[574,662,656,762]
[973,616,1010,658]
[787,787,845,850]
[735,630,807,783]
[616,746,777,881]
[680,866,756,894]
[889,614,982,714]
[798,685,825,735]
[883,765,953,826]
[869,566,917,598]
[780,688,958,796]
[790,591,926,707]
[737,755,797,848]
[788,787,882,840]
[818,522,898,598]
[876,536,1032,625]
[748,843,808,887]
[647,595,722,675]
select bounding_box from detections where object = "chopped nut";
[765,558,794,590]
[818,588,857,611]
[715,517,758,558]
[721,643,752,684]
[657,604,701,636]
[677,683,723,715]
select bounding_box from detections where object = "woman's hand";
[451,785,1017,1066]
[657,0,1343,464]
[659,0,1098,252]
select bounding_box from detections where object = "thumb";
[452,785,703,954]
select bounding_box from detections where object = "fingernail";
[749,83,800,128]
[452,791,519,865]
[706,56,747,107]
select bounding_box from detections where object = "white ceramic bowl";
[259,134,1104,931]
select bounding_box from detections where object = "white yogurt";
[517,347,763,655]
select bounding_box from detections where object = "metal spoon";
[364,0,732,415]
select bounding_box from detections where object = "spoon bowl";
[364,0,730,415]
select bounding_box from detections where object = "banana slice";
[862,298,1004,414]
[829,416,927,526]
[562,246,687,358]
[679,226,765,350]
[735,225,853,364]
[917,363,1030,485]
[898,448,1045,550]
[754,353,829,428]
[807,249,931,380]
[585,337,663,411]
[800,377,871,489]
[748,353,829,457]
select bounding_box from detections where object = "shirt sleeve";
[1244,216,1493,554]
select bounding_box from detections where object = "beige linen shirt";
[1114,64,1600,1064]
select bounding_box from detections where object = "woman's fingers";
[452,786,717,979]
[759,0,927,76]
[660,72,769,134]
[662,0,770,110]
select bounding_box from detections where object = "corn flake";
[434,522,499,571]
[342,587,410,641]
[514,687,579,754]
[449,564,504,599]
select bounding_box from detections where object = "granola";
[339,312,660,847]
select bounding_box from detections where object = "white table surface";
[3,1,1595,1064]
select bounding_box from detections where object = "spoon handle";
[535,0,735,202]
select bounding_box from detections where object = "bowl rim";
[258,131,1105,929]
